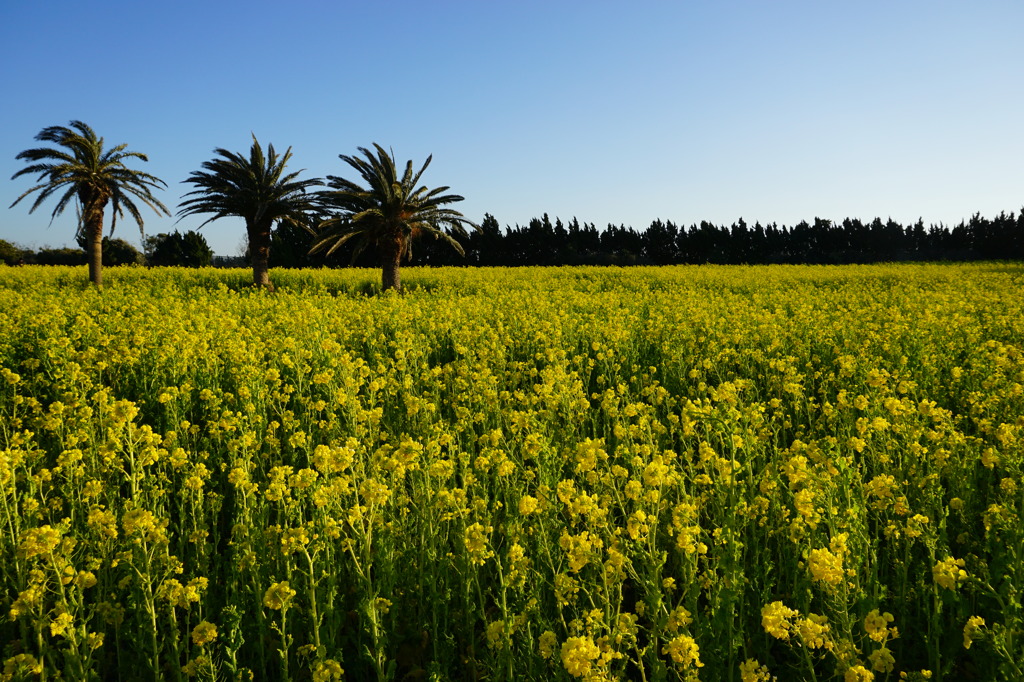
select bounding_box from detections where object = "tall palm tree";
[178,136,320,289]
[10,120,170,286]
[311,144,478,292]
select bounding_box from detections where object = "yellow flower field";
[0,263,1021,681]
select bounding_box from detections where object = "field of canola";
[0,263,1022,681]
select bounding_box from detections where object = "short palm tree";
[178,136,320,289]
[10,120,170,286]
[311,144,478,292]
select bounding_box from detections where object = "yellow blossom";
[17,525,62,559]
[464,522,493,565]
[740,658,772,682]
[963,616,985,649]
[666,606,692,633]
[845,664,875,681]
[864,610,895,642]
[49,612,74,637]
[486,621,505,649]
[2,654,43,678]
[932,557,968,590]
[797,613,831,649]
[807,546,843,586]
[191,621,218,646]
[869,646,894,673]
[280,527,310,555]
[761,601,799,640]
[561,636,601,677]
[87,632,105,650]
[662,634,703,669]
[263,581,297,610]
[312,659,345,681]
[539,630,558,659]
[559,530,603,572]
[518,495,539,515]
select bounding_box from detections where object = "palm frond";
[314,144,478,268]
[178,136,321,238]
[10,121,170,229]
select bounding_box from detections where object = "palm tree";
[10,120,170,286]
[311,144,478,292]
[178,136,320,289]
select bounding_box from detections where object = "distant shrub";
[102,238,145,266]
[36,247,87,265]
[145,230,213,267]
[0,239,27,265]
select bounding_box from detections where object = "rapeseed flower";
[797,613,831,649]
[263,581,297,610]
[808,546,844,586]
[49,612,74,638]
[464,523,493,565]
[662,634,702,669]
[539,630,558,659]
[762,601,799,640]
[518,495,539,515]
[312,659,345,681]
[739,659,771,682]
[17,525,62,559]
[561,636,601,677]
[932,557,967,590]
[963,616,985,649]
[191,621,218,646]
[864,610,895,642]
[666,606,692,633]
[845,664,874,681]
[868,646,894,673]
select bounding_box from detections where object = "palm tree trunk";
[381,241,402,292]
[248,223,274,291]
[85,205,105,287]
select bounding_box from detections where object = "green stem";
[303,548,322,653]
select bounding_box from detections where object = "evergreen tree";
[146,230,214,267]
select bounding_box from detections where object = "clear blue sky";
[2,0,1022,256]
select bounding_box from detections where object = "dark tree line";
[238,210,1024,269]
[5,211,1023,270]
[0,230,213,267]
[144,230,214,267]
[0,237,145,266]
[398,211,1024,267]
